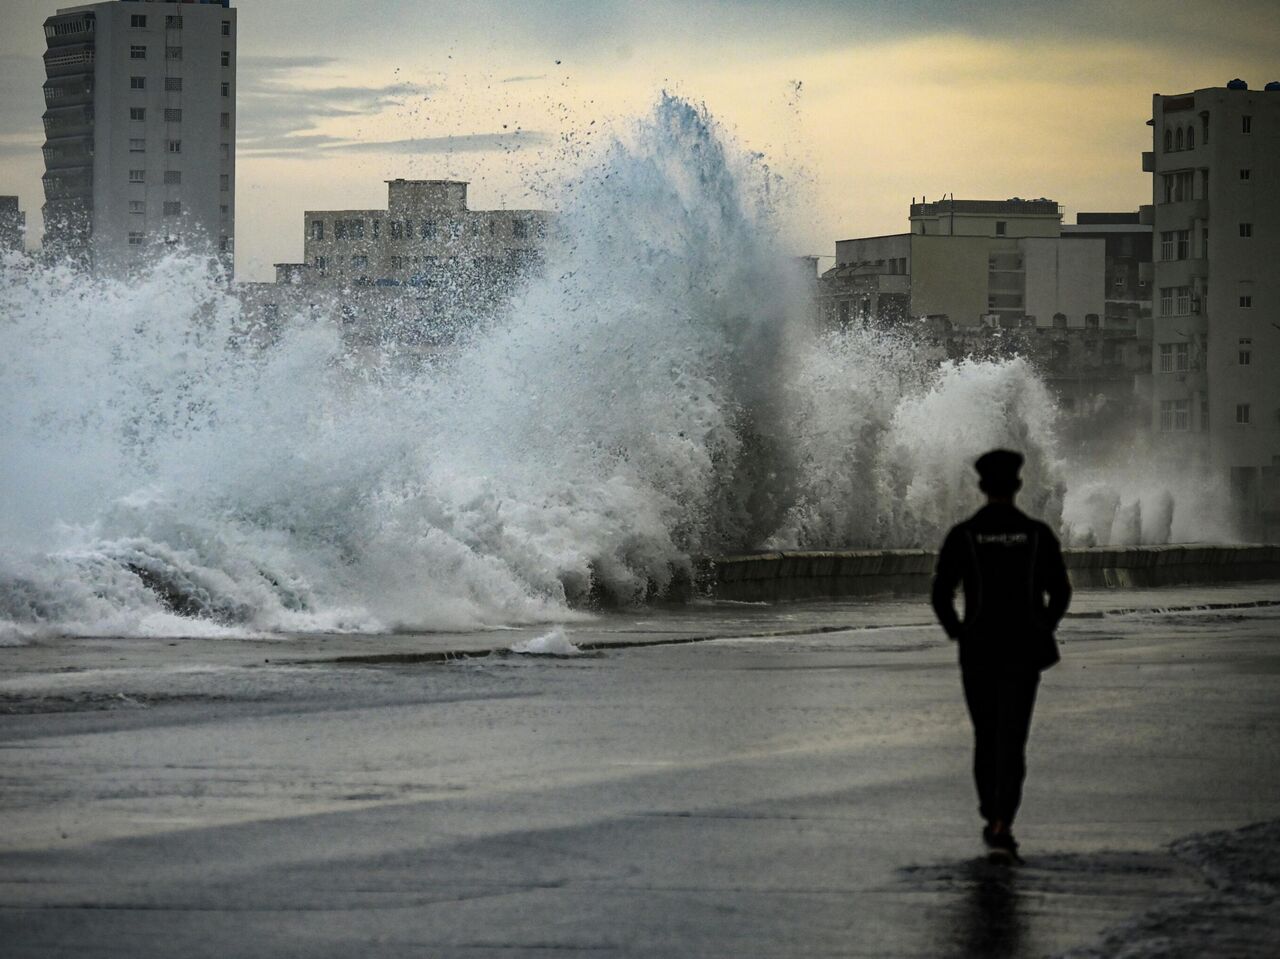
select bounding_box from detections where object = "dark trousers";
[960,662,1040,826]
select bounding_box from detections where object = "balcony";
[43,14,95,47]
[1142,151,1155,173]
[42,166,94,201]
[43,44,94,77]
[1155,258,1209,289]
[43,77,94,108]
[1157,198,1209,225]
[42,136,94,170]
[42,106,94,140]
[1138,205,1154,225]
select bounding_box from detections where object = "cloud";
[241,130,548,160]
[500,74,548,84]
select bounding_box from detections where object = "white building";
[297,179,550,288]
[822,198,1105,331]
[41,0,236,275]
[1144,81,1280,537]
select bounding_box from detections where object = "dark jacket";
[931,503,1072,670]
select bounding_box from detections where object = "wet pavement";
[2,585,1279,957]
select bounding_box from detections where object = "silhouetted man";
[931,449,1071,862]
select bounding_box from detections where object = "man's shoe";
[986,829,1023,865]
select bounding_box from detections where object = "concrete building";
[1062,212,1153,329]
[298,179,550,289]
[821,198,1105,331]
[1144,81,1280,537]
[0,196,25,252]
[41,0,236,274]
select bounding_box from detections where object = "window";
[390,221,403,239]
[130,76,145,90]
[222,20,231,36]
[220,113,230,130]
[164,170,181,185]
[313,255,327,272]
[130,107,145,121]
[1186,126,1195,149]
[1241,115,1252,134]
[219,236,230,253]
[220,143,230,159]
[1240,168,1251,181]
[128,231,144,246]
[370,219,381,239]
[994,221,1007,236]
[219,174,229,192]
[352,255,368,269]
[1239,338,1252,365]
[165,15,182,29]
[1163,129,1173,152]
[1158,342,1189,372]
[166,46,182,61]
[164,108,181,122]
[163,201,181,217]
[167,139,181,153]
[1160,399,1190,432]
[221,51,231,67]
[1175,128,1184,150]
[1240,223,1253,238]
[1236,404,1251,425]
[1177,287,1191,315]
[335,220,347,240]
[512,218,528,239]
[130,44,147,59]
[1176,230,1190,259]
[130,15,146,28]
[129,200,145,214]
[1202,112,1210,144]
[1240,295,1253,308]
[421,219,436,238]
[1085,313,1100,329]
[390,256,405,269]
[129,138,145,152]
[221,82,230,98]
[165,77,182,92]
[220,205,229,220]
[311,220,324,241]
[1160,231,1175,260]
[128,169,145,183]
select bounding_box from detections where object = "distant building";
[40,0,236,274]
[1062,212,1153,330]
[0,196,25,252]
[298,179,550,288]
[821,198,1106,331]
[1144,81,1280,537]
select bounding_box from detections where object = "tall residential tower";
[41,0,235,274]
[1144,81,1280,537]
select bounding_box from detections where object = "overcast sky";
[1,0,1277,280]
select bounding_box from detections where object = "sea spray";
[0,97,1231,640]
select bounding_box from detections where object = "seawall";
[707,544,1280,602]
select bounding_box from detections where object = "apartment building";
[41,0,235,274]
[0,196,25,252]
[1144,81,1280,536]
[821,198,1105,330]
[297,179,550,288]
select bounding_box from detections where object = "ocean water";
[0,96,1230,641]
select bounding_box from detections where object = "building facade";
[298,179,550,289]
[1145,82,1280,537]
[0,196,25,252]
[41,0,235,274]
[821,198,1106,331]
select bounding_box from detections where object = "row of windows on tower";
[127,169,230,191]
[1163,114,1253,152]
[129,14,232,35]
[126,48,232,68]
[1159,400,1253,432]
[128,107,232,125]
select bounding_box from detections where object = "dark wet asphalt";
[2,599,1278,957]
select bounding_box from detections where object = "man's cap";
[974,448,1024,485]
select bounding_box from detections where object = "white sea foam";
[0,96,1235,641]
[510,627,583,656]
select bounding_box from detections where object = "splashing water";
[0,96,1227,641]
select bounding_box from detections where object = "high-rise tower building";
[1144,81,1280,537]
[41,0,236,275]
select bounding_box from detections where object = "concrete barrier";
[707,544,1280,602]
